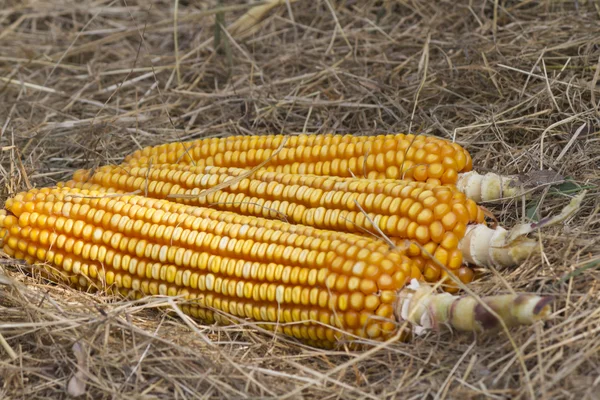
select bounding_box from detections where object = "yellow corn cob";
[0,187,553,347]
[124,133,473,185]
[123,133,526,202]
[65,164,486,285]
[0,186,423,347]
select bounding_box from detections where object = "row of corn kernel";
[124,133,472,184]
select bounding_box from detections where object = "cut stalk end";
[459,224,537,267]
[457,171,523,202]
[396,280,553,334]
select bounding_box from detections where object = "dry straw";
[1,0,599,398]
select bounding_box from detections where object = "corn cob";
[64,164,535,278]
[65,164,479,285]
[124,133,472,185]
[0,187,552,347]
[123,133,523,202]
[0,186,422,347]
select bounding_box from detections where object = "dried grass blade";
[0,332,17,360]
[228,0,298,38]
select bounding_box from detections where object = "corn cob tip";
[396,279,553,334]
[457,171,523,202]
[459,224,537,267]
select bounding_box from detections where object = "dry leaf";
[521,169,564,188]
[506,191,586,244]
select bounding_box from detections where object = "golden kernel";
[448,249,463,269]
[441,212,458,230]
[415,226,430,245]
[458,266,475,284]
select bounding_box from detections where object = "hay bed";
[1,1,600,398]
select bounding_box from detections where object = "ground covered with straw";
[1,0,599,398]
